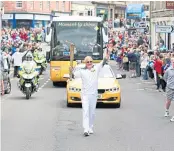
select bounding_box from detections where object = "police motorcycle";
[18,54,40,99]
[33,48,47,75]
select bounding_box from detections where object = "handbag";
[123,57,128,63]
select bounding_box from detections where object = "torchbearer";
[71,49,111,136]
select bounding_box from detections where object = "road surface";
[1,48,174,151]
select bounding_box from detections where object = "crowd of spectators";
[107,27,174,92]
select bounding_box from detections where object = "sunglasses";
[86,61,92,63]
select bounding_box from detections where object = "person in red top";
[154,54,164,90]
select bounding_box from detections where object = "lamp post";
[149,1,152,49]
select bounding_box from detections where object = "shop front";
[34,14,51,28]
[151,17,174,50]
[2,14,13,28]
[15,14,33,29]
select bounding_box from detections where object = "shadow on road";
[8,96,37,101]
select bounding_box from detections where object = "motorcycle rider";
[19,53,39,91]
[33,45,47,70]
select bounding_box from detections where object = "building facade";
[2,1,71,28]
[151,1,174,50]
[91,1,126,22]
[71,1,95,16]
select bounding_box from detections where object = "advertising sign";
[166,1,174,9]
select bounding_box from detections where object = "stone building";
[151,1,174,50]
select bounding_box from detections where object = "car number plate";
[98,94,102,99]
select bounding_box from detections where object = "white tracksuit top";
[73,60,105,95]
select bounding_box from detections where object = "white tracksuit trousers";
[81,94,97,132]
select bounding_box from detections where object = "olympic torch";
[69,43,74,81]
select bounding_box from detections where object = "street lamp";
[149,1,152,49]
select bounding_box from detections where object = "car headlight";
[69,87,81,92]
[105,87,120,92]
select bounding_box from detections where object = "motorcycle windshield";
[23,63,34,74]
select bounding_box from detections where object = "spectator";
[154,54,165,91]
[12,48,24,77]
[163,57,174,122]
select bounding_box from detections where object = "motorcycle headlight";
[105,87,120,92]
[69,87,81,92]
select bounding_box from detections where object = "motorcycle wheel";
[26,87,31,100]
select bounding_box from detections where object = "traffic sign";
[156,25,174,33]
[133,21,146,29]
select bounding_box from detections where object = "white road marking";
[136,89,144,91]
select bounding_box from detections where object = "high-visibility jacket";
[37,34,42,41]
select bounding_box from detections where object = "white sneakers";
[164,111,169,117]
[89,128,94,134]
[164,111,174,122]
[84,128,94,137]
[170,116,174,122]
[83,131,89,137]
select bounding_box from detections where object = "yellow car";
[65,64,125,108]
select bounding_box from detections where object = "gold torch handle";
[69,43,74,81]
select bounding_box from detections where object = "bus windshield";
[52,21,102,61]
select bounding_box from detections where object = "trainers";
[164,111,169,117]
[89,128,94,134]
[84,131,90,137]
[170,116,174,122]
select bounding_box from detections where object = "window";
[16,1,22,8]
[47,1,50,10]
[152,2,156,10]
[40,1,43,10]
[62,1,65,12]
[30,1,34,9]
[88,11,91,16]
[56,1,59,10]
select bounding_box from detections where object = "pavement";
[1,46,174,151]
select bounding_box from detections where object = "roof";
[53,16,102,22]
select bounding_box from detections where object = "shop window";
[2,20,12,28]
[152,1,156,10]
[16,1,23,8]
[79,13,83,16]
[40,2,43,10]
[16,20,32,29]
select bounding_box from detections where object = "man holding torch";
[71,49,111,136]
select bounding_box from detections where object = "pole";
[149,1,152,49]
[69,43,74,81]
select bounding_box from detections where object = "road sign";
[155,25,174,33]
[133,21,146,29]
